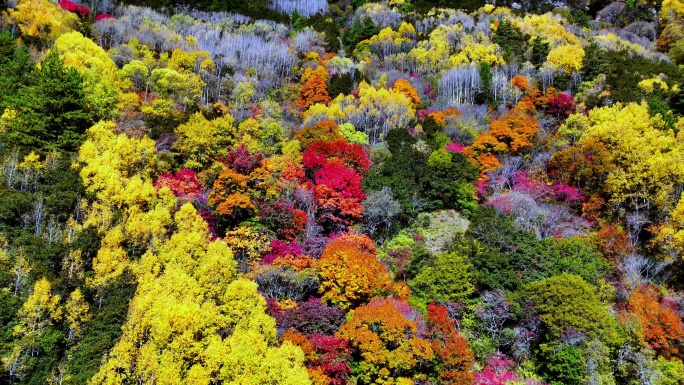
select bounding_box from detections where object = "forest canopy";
[0,0,683,383]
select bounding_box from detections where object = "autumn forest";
[0,0,683,383]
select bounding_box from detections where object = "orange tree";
[316,234,405,309]
[336,298,434,384]
[624,285,684,358]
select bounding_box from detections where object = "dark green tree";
[581,40,610,82]
[343,17,379,53]
[0,31,34,113]
[5,51,92,152]
[530,36,550,68]
[328,73,354,97]
[493,19,523,63]
[476,62,494,105]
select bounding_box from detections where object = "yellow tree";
[12,278,62,357]
[65,288,90,341]
[79,122,175,300]
[576,103,684,214]
[90,204,311,385]
[547,44,585,74]
[173,112,236,169]
[7,0,78,43]
[54,31,121,120]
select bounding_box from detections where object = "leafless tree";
[439,65,482,106]
[476,291,513,351]
[598,2,626,29]
[362,187,402,239]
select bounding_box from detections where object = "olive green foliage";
[409,251,475,304]
[465,208,612,291]
[524,273,621,344]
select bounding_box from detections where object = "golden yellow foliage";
[8,0,78,42]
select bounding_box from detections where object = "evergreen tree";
[530,36,550,67]
[581,40,610,82]
[343,16,379,52]
[493,19,523,63]
[5,50,91,151]
[0,31,33,113]
[477,61,494,105]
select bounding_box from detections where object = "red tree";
[426,303,475,385]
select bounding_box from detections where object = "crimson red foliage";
[154,168,203,201]
[95,13,116,21]
[221,144,264,174]
[58,0,89,15]
[302,140,371,173]
[312,162,366,230]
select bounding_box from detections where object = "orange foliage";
[487,108,539,153]
[272,254,316,270]
[215,192,255,217]
[209,169,257,219]
[393,78,421,107]
[626,285,684,358]
[282,329,316,358]
[511,75,529,91]
[466,150,503,179]
[468,93,543,177]
[307,368,333,385]
[317,234,394,309]
[336,298,434,383]
[321,52,337,61]
[427,303,475,385]
[428,107,461,127]
[470,95,540,161]
[298,76,331,110]
[595,222,633,262]
[295,120,345,148]
[582,196,605,224]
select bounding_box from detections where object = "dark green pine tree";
[493,19,523,63]
[529,36,550,68]
[0,31,34,113]
[343,16,379,52]
[581,39,610,82]
[476,61,494,105]
[5,50,92,152]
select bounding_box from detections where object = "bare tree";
[618,254,672,289]
[476,291,513,351]
[362,187,402,239]
[598,2,626,29]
